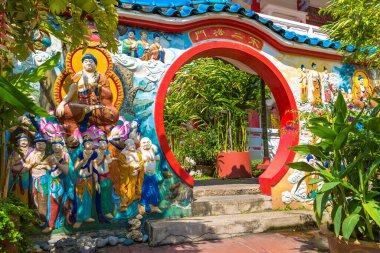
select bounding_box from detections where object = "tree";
[0,0,119,198]
[320,0,380,69]
[164,58,264,161]
[0,0,118,69]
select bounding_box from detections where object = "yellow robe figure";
[299,71,308,103]
[119,150,144,211]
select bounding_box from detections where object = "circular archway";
[155,41,299,195]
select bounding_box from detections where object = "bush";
[0,195,39,252]
[175,127,219,168]
[251,159,265,177]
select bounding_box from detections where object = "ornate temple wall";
[5,9,379,235]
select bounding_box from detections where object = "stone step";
[146,210,319,246]
[191,194,272,217]
[194,184,261,198]
[193,178,260,198]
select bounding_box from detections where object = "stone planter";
[195,165,215,177]
[322,228,380,253]
[216,151,252,179]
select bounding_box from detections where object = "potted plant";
[0,194,40,252]
[287,92,380,252]
[165,58,264,178]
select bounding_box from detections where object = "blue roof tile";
[294,35,308,43]
[346,44,356,52]
[307,37,320,46]
[162,8,180,17]
[212,3,228,12]
[117,0,354,52]
[180,5,197,17]
[197,4,213,14]
[228,4,244,13]
[244,10,256,18]
[283,31,296,40]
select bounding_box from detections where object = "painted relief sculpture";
[138,31,150,61]
[148,33,165,63]
[119,139,145,212]
[43,136,69,233]
[26,133,49,223]
[122,30,139,57]
[73,135,100,228]
[95,134,114,220]
[299,64,308,103]
[321,66,333,103]
[308,62,321,106]
[138,137,162,214]
[108,127,126,197]
[129,118,142,147]
[352,73,375,108]
[55,53,119,135]
[8,131,34,204]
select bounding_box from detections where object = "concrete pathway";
[99,230,329,253]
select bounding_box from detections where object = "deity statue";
[122,30,139,58]
[353,75,373,108]
[65,136,82,199]
[118,139,144,212]
[308,62,321,106]
[321,66,333,103]
[148,33,165,63]
[55,53,119,136]
[138,137,162,214]
[73,135,100,228]
[108,128,125,198]
[299,64,308,103]
[25,133,49,223]
[94,134,114,220]
[129,118,142,147]
[42,136,69,233]
[138,31,150,61]
[7,131,34,205]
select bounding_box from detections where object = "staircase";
[146,178,318,246]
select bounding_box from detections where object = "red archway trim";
[118,16,342,61]
[154,41,299,195]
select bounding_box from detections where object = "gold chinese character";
[248,36,261,48]
[231,32,244,40]
[195,30,207,41]
[213,28,225,37]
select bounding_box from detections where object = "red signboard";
[189,26,264,50]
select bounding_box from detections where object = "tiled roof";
[117,0,351,52]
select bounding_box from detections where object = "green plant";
[173,127,219,168]
[1,0,118,68]
[0,194,40,252]
[165,58,266,154]
[193,175,215,180]
[251,159,264,177]
[320,0,380,69]
[288,92,380,242]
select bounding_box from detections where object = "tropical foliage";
[165,58,266,168]
[0,0,118,69]
[288,93,380,242]
[320,0,380,69]
[0,53,60,130]
[0,194,39,252]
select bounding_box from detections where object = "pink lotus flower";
[39,118,65,141]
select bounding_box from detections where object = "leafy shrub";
[174,127,219,168]
[0,195,39,252]
[251,159,265,177]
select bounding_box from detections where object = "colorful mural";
[4,2,380,235]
